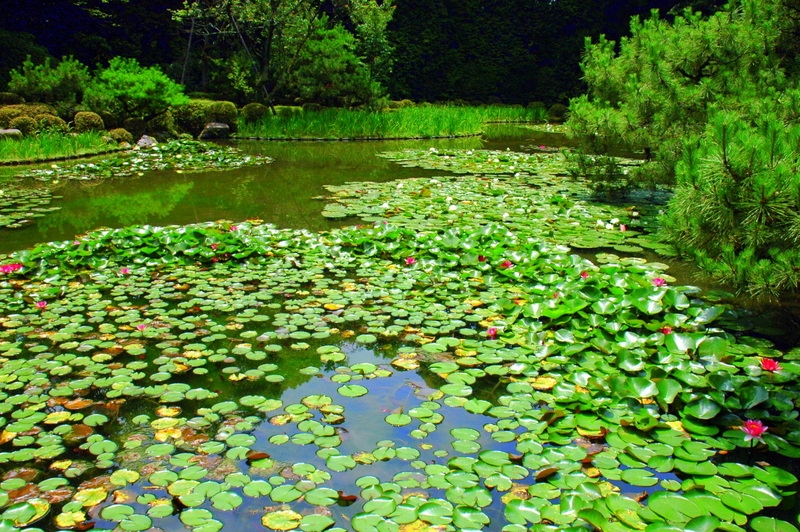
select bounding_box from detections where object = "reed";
[236,105,546,139]
[0,131,120,164]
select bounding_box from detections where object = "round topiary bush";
[35,114,68,133]
[8,116,36,136]
[241,103,270,123]
[108,127,133,144]
[547,103,569,123]
[208,101,237,131]
[172,99,214,137]
[0,93,24,105]
[0,103,58,128]
[74,111,105,133]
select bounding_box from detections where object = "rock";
[199,122,231,140]
[0,129,22,140]
[136,135,158,149]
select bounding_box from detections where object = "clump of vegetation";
[35,113,68,133]
[240,102,269,123]
[83,57,189,123]
[172,99,237,137]
[0,131,119,163]
[0,103,58,128]
[8,115,35,136]
[7,55,90,105]
[73,110,105,133]
[108,127,133,144]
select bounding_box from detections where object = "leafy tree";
[83,57,190,122]
[7,56,91,105]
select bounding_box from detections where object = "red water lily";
[0,263,22,274]
[230,225,238,232]
[760,358,782,372]
[478,255,487,263]
[35,301,47,309]
[120,267,131,275]
[499,260,513,269]
[580,271,589,279]
[741,419,768,442]
[659,326,673,335]
[210,243,218,251]
[136,324,147,331]
[487,327,498,339]
[652,277,666,287]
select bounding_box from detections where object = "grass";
[236,104,549,139]
[0,131,123,164]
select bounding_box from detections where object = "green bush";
[173,99,213,137]
[547,103,568,123]
[0,93,23,105]
[389,99,415,109]
[7,56,90,105]
[35,114,68,133]
[83,57,189,122]
[241,103,270,123]
[0,103,57,128]
[74,111,105,133]
[8,116,36,136]
[108,127,133,144]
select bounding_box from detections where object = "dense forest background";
[0,0,725,106]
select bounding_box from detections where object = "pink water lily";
[210,243,218,251]
[405,257,417,265]
[580,270,589,279]
[136,324,147,331]
[741,419,767,442]
[120,267,131,275]
[652,277,666,287]
[0,263,23,274]
[35,301,47,309]
[620,224,627,232]
[760,358,782,372]
[499,260,513,269]
[659,326,673,335]
[487,327,498,339]
[230,225,238,232]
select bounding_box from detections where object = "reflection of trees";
[36,182,195,234]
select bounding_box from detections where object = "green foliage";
[83,57,189,122]
[173,99,235,137]
[290,23,384,107]
[0,131,118,164]
[7,56,91,105]
[34,114,68,134]
[73,111,105,133]
[241,102,270,123]
[663,111,800,299]
[0,93,24,105]
[108,127,134,144]
[8,116,35,136]
[0,103,58,128]
[567,0,787,186]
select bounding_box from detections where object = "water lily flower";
[760,358,782,372]
[0,263,22,274]
[499,260,513,269]
[210,243,218,251]
[659,326,672,335]
[230,225,238,232]
[478,255,487,263]
[405,257,417,265]
[136,324,147,331]
[652,277,666,287]
[620,224,627,232]
[120,267,131,275]
[580,270,589,279]
[35,301,47,309]
[487,327,498,339]
[740,419,767,442]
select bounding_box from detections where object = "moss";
[241,102,270,123]
[35,114,68,133]
[8,116,36,136]
[74,111,105,133]
[108,127,133,144]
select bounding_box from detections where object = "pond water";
[2,126,800,531]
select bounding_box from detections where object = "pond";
[0,126,799,532]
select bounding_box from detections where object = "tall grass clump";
[236,104,545,139]
[0,131,121,164]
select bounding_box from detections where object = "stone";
[136,135,157,149]
[0,129,22,140]
[199,122,231,140]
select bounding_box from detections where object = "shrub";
[241,103,270,123]
[35,114,68,133]
[0,93,23,105]
[123,118,146,140]
[108,127,133,144]
[74,111,105,133]
[299,104,321,114]
[0,103,57,128]
[146,111,178,140]
[83,57,189,122]
[547,103,568,123]
[208,101,237,130]
[388,99,414,109]
[173,99,215,137]
[8,116,36,136]
[98,110,120,130]
[7,56,90,104]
